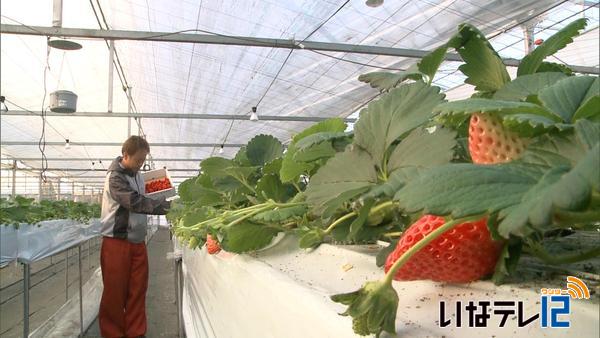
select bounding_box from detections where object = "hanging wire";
[38,41,51,183]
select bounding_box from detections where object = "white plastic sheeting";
[0,219,101,266]
[179,235,599,338]
[2,0,598,189]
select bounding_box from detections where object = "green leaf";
[521,132,583,167]
[179,207,215,227]
[252,205,308,223]
[263,158,283,175]
[246,134,284,166]
[349,200,375,240]
[387,127,456,172]
[178,178,224,206]
[493,72,568,101]
[492,238,522,284]
[200,157,234,178]
[295,132,349,151]
[299,228,325,249]
[224,166,258,182]
[292,118,347,144]
[575,119,600,151]
[376,240,398,267]
[293,141,336,162]
[234,146,252,166]
[306,149,377,215]
[498,145,599,237]
[255,174,295,203]
[536,62,573,76]
[538,76,597,122]
[502,114,564,137]
[572,77,600,121]
[417,44,449,84]
[363,167,424,199]
[453,24,510,93]
[518,18,587,76]
[221,222,281,253]
[394,163,544,218]
[354,81,445,165]
[358,67,423,92]
[434,98,560,123]
[279,143,314,183]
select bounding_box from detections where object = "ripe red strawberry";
[384,215,503,283]
[468,113,528,164]
[206,234,221,255]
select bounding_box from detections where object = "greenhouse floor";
[84,228,179,338]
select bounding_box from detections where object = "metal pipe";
[23,263,31,338]
[0,141,245,147]
[65,249,69,301]
[1,109,356,123]
[12,160,16,197]
[78,245,83,336]
[108,40,115,113]
[52,0,62,28]
[1,23,598,75]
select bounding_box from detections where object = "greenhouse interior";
[1,0,599,337]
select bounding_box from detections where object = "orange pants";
[99,237,148,338]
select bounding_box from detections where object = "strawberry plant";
[331,18,599,337]
[1,196,101,227]
[168,18,598,337]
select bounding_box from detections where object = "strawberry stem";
[525,241,600,265]
[383,215,482,286]
[324,211,357,234]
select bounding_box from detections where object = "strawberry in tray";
[145,177,172,193]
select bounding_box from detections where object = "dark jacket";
[100,157,169,243]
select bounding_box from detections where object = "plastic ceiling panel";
[1,0,598,187]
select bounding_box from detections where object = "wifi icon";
[565,276,590,300]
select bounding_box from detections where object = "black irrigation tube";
[0,239,101,306]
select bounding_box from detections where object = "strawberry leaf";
[538,76,598,122]
[536,62,573,76]
[363,167,424,199]
[452,23,510,93]
[387,127,456,172]
[498,143,600,237]
[435,98,560,122]
[572,77,600,122]
[295,131,350,151]
[246,134,284,166]
[349,199,375,240]
[263,158,283,175]
[492,238,522,284]
[493,72,568,102]
[293,141,336,162]
[292,118,347,143]
[376,239,398,267]
[417,44,450,84]
[200,157,234,178]
[358,66,423,92]
[221,221,281,253]
[256,174,295,203]
[306,149,377,216]
[354,81,445,166]
[178,178,224,206]
[394,163,544,218]
[517,18,587,76]
[234,146,252,166]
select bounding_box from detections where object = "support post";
[23,263,30,338]
[108,40,115,113]
[78,245,84,336]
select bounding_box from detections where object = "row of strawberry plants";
[169,18,599,337]
[1,196,101,227]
